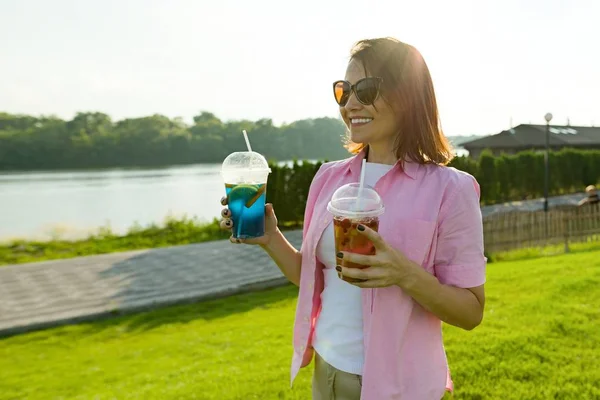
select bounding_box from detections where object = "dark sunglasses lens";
[355,78,380,105]
[334,81,350,105]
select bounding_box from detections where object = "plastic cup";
[327,183,385,283]
[220,151,271,239]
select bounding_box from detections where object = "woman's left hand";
[337,224,415,288]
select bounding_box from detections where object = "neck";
[365,143,397,165]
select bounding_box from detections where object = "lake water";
[0,164,230,240]
[0,151,468,241]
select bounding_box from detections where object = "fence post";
[564,212,570,253]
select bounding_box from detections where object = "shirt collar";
[347,146,418,180]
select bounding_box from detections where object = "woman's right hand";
[219,196,279,247]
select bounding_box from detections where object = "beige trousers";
[312,351,362,400]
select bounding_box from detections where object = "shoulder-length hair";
[345,37,454,165]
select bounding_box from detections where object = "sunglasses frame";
[332,77,384,106]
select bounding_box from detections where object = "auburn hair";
[344,37,454,165]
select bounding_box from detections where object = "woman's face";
[340,59,399,148]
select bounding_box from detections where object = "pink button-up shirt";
[290,148,486,399]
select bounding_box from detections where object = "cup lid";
[221,151,271,173]
[327,183,384,218]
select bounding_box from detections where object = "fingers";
[220,200,232,230]
[337,265,371,281]
[337,266,384,283]
[220,219,233,230]
[338,252,381,266]
[229,236,243,244]
[265,203,274,216]
[356,224,387,249]
[228,235,268,245]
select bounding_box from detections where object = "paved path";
[0,230,303,337]
[480,192,585,217]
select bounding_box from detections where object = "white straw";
[242,130,252,152]
[357,158,367,209]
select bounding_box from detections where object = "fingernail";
[336,266,342,272]
[357,225,365,231]
[336,252,343,258]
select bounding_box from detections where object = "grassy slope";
[1,251,599,399]
[0,218,227,266]
[0,218,303,266]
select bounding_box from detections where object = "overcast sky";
[1,0,599,136]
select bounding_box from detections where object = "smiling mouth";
[350,118,373,126]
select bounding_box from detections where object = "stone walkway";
[0,230,303,337]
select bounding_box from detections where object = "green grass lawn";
[1,251,599,399]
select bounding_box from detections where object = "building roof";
[462,124,600,150]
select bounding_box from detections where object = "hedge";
[266,148,600,225]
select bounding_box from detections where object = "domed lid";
[221,151,271,172]
[220,151,271,184]
[327,183,384,218]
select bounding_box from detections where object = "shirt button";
[300,345,305,351]
[303,316,309,322]
[308,282,314,290]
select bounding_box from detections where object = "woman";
[220,37,486,400]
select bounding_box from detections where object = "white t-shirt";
[312,162,393,374]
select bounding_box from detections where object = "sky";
[1,0,599,137]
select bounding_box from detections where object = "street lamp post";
[543,113,553,243]
[544,113,553,213]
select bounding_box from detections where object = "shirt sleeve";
[433,173,487,288]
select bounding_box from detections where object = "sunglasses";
[333,77,383,106]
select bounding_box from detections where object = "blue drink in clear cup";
[221,151,271,239]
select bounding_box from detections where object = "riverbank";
[0,217,219,265]
[0,217,303,266]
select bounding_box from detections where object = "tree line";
[2,111,598,204]
[0,111,351,170]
